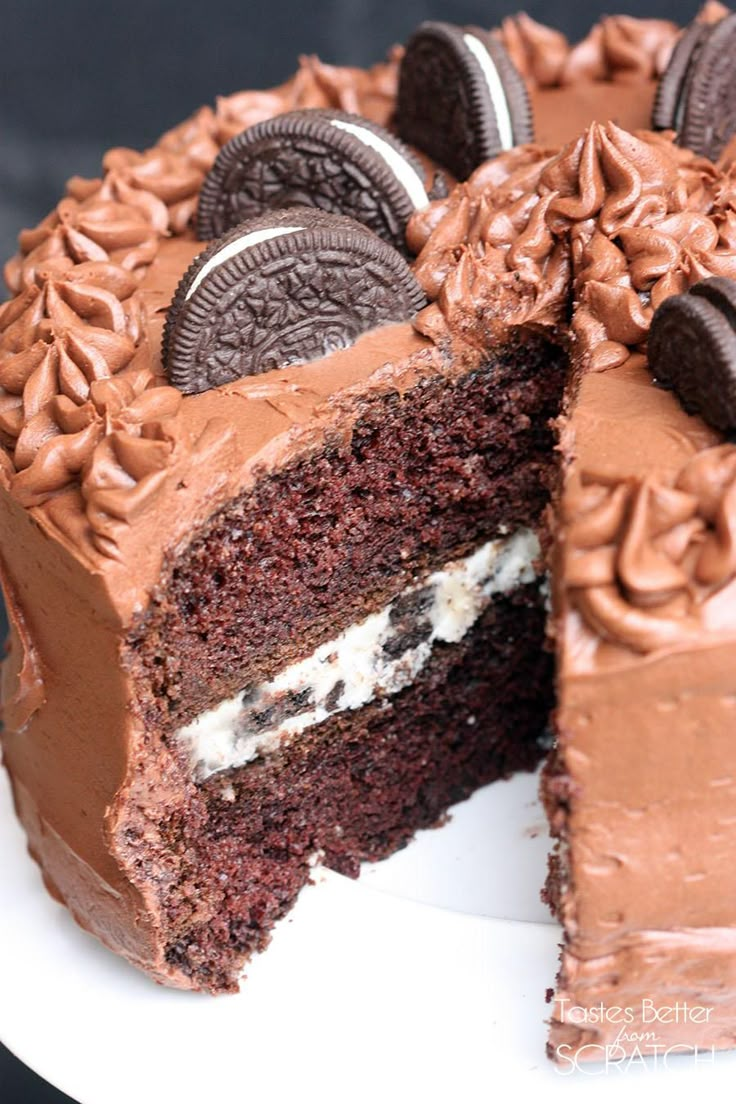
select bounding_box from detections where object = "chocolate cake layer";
[126,329,566,730]
[150,582,552,992]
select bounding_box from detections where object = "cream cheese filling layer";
[176,527,540,781]
[329,118,430,210]
[185,225,304,300]
[463,33,514,151]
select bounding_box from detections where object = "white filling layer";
[185,225,303,300]
[329,118,430,211]
[463,33,514,151]
[176,528,540,781]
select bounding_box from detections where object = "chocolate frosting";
[0,52,403,583]
[408,121,736,374]
[495,12,680,88]
[403,105,736,675]
[562,445,736,659]
[402,15,736,1060]
[0,552,45,731]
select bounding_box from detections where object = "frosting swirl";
[409,146,569,345]
[409,122,736,370]
[494,12,679,88]
[81,379,184,558]
[213,53,399,144]
[564,445,736,657]
[0,265,143,470]
[0,51,401,554]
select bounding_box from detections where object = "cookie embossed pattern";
[197,108,439,249]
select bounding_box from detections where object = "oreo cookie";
[197,109,439,254]
[652,12,736,160]
[396,21,533,181]
[163,206,427,394]
[649,278,736,431]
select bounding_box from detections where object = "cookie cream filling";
[463,33,514,150]
[176,528,540,781]
[185,225,303,300]
[329,118,429,210]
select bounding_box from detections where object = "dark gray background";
[0,0,704,1100]
[0,0,692,264]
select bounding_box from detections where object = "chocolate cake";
[0,34,563,995]
[3,2,736,1067]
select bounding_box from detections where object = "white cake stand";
[1,765,734,1102]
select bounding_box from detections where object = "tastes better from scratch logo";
[553,998,718,1074]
